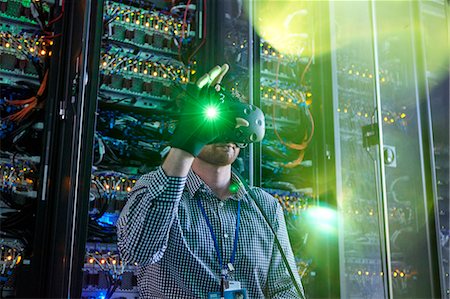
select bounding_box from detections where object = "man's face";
[197,143,240,166]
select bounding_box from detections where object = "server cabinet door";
[329,1,443,298]
[373,1,441,298]
[329,1,387,298]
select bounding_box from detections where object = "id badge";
[208,288,247,299]
[227,281,241,290]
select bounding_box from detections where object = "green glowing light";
[205,106,218,119]
[304,206,337,234]
[308,206,335,221]
[229,183,240,193]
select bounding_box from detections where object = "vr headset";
[207,85,265,145]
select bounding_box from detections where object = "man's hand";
[170,64,234,157]
[196,64,229,90]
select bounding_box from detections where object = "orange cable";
[270,53,315,167]
[7,70,49,122]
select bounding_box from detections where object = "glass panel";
[419,1,450,297]
[374,1,437,297]
[219,0,252,180]
[330,1,386,298]
[252,1,317,296]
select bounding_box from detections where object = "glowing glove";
[170,64,236,156]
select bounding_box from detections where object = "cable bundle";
[6,70,48,122]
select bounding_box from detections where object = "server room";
[0,0,449,298]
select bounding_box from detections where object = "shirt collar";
[185,169,248,201]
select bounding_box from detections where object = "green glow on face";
[205,105,218,119]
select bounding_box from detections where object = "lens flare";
[244,0,311,56]
[305,206,337,234]
[205,106,218,119]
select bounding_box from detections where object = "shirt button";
[224,233,229,238]
[158,185,164,191]
[219,202,224,207]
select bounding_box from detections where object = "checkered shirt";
[117,166,304,298]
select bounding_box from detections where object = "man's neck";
[191,158,232,200]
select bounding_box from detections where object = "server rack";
[1,1,448,298]
[1,0,104,297]
[249,2,331,297]
[325,0,447,298]
[76,0,324,297]
[83,1,204,298]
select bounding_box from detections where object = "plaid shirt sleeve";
[116,167,186,266]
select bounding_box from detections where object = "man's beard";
[197,143,240,166]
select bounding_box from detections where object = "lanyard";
[197,197,241,275]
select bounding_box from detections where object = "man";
[117,64,304,298]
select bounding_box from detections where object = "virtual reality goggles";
[205,85,266,145]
